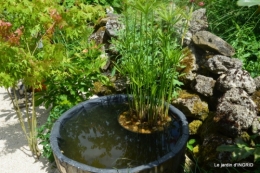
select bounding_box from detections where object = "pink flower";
[198,1,205,6]
[190,0,195,2]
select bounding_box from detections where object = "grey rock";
[177,8,208,46]
[105,14,122,38]
[216,69,256,94]
[93,14,122,39]
[214,88,257,137]
[189,8,208,34]
[252,117,260,135]
[192,75,216,97]
[113,77,129,92]
[89,27,108,45]
[190,45,209,75]
[94,13,118,30]
[192,31,235,56]
[88,28,110,70]
[206,55,243,74]
[182,31,193,46]
[172,90,209,120]
[254,76,260,90]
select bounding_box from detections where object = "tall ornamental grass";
[113,0,188,126]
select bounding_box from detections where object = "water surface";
[59,103,181,169]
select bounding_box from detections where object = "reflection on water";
[59,104,181,169]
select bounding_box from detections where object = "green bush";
[217,136,260,163]
[33,1,110,160]
[38,105,70,162]
[35,40,109,109]
[0,0,104,158]
[0,0,108,158]
[61,0,122,12]
[206,0,260,77]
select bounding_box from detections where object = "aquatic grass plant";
[112,0,187,128]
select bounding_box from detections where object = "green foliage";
[187,138,197,152]
[0,0,106,89]
[35,40,110,109]
[112,0,187,126]
[0,0,106,158]
[206,0,260,77]
[85,0,122,12]
[230,24,260,77]
[61,0,122,12]
[217,137,260,163]
[30,1,109,160]
[38,105,70,162]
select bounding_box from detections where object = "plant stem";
[7,88,30,144]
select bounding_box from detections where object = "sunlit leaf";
[237,0,260,7]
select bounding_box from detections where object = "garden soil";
[0,87,59,173]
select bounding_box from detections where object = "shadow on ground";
[0,88,59,173]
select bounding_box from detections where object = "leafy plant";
[61,0,122,12]
[237,0,260,7]
[38,105,70,161]
[112,0,188,128]
[0,0,106,158]
[206,0,260,77]
[86,0,122,12]
[230,23,260,77]
[217,137,260,162]
[35,41,109,109]
[187,139,197,152]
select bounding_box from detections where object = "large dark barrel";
[50,94,189,173]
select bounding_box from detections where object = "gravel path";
[0,87,58,173]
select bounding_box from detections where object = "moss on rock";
[93,81,113,95]
[173,90,209,120]
[252,90,260,115]
[192,145,200,157]
[178,90,199,99]
[189,120,203,135]
[239,131,251,143]
[192,101,209,120]
[179,48,196,75]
